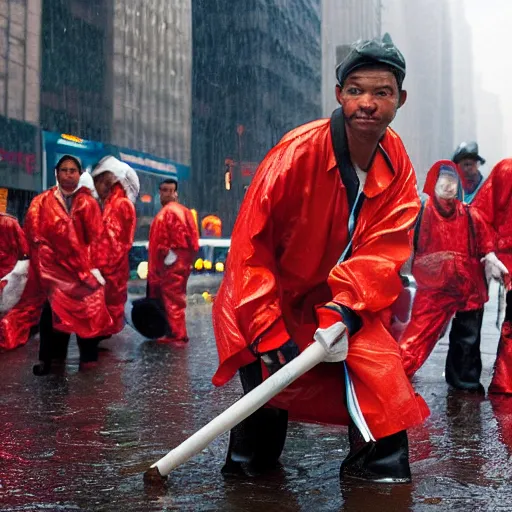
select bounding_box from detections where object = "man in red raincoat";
[0,213,44,350]
[147,179,199,345]
[472,159,512,394]
[25,155,113,375]
[92,156,139,335]
[399,161,494,388]
[212,34,429,484]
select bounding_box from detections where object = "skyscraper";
[450,0,477,147]
[382,0,454,186]
[191,0,322,234]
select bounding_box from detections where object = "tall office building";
[382,0,454,185]
[191,0,322,233]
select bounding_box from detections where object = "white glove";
[0,260,30,313]
[91,268,106,286]
[481,252,509,282]
[313,321,348,363]
[164,249,177,266]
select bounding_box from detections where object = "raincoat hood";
[423,160,464,201]
[92,156,140,203]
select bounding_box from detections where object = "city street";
[1,284,511,511]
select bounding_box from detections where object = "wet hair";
[55,154,82,173]
[159,178,178,191]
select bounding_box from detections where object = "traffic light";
[224,158,234,190]
[225,170,231,190]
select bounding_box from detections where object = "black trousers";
[39,302,101,363]
[445,308,484,390]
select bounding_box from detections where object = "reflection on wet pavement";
[1,295,512,511]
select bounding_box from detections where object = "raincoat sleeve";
[99,198,136,270]
[185,208,200,253]
[73,193,103,248]
[470,206,495,256]
[471,161,512,229]
[148,210,172,271]
[221,144,291,352]
[327,158,420,316]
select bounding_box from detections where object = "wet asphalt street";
[1,282,512,511]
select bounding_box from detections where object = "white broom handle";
[151,340,327,476]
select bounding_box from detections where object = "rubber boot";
[445,308,484,393]
[221,360,288,476]
[340,423,412,484]
[221,406,288,476]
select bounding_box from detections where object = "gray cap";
[452,141,485,165]
[336,33,406,89]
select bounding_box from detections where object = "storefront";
[0,116,40,221]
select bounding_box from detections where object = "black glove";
[260,339,300,375]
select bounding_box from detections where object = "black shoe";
[448,382,485,395]
[340,430,412,484]
[33,361,52,376]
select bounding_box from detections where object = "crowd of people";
[1,32,512,487]
[0,155,199,374]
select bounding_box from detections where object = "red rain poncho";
[25,186,112,338]
[212,118,429,440]
[472,158,512,394]
[148,202,199,342]
[399,161,493,377]
[94,183,136,334]
[0,213,44,350]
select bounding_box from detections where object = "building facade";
[191,0,322,234]
[0,0,42,219]
[110,0,191,167]
[382,0,454,186]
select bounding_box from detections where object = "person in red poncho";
[0,213,44,350]
[147,178,199,345]
[212,34,429,484]
[398,161,495,389]
[441,142,489,392]
[91,156,139,336]
[471,159,512,394]
[25,155,113,375]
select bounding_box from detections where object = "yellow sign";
[0,188,8,213]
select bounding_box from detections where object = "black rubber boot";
[221,407,288,477]
[33,361,52,376]
[445,308,485,393]
[340,424,412,484]
[221,361,288,477]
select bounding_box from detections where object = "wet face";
[458,158,480,184]
[94,171,116,201]
[56,158,81,193]
[435,173,459,201]
[336,67,407,138]
[159,182,178,207]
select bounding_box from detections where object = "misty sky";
[464,0,512,157]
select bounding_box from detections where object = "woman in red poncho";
[212,34,429,484]
[471,158,512,394]
[25,155,113,375]
[0,213,44,350]
[148,178,200,345]
[91,156,139,336]
[399,160,494,389]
